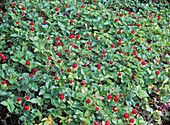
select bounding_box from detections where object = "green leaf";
[1,101,8,106]
[0,69,4,78]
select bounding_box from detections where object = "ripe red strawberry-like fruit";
[133,51,137,55]
[111,44,115,48]
[165,106,168,109]
[107,94,112,100]
[142,61,146,65]
[26,61,30,65]
[155,71,160,75]
[94,121,99,125]
[44,20,46,24]
[119,94,123,97]
[67,68,71,72]
[118,42,121,45]
[132,109,137,114]
[131,30,135,34]
[118,72,121,76]
[129,119,134,123]
[130,23,134,26]
[158,107,162,111]
[120,14,123,17]
[70,20,73,24]
[55,7,59,11]
[16,21,19,24]
[17,97,21,102]
[96,107,99,111]
[60,95,64,100]
[114,97,119,102]
[25,96,29,100]
[76,34,80,39]
[54,76,58,80]
[81,81,86,86]
[30,27,35,31]
[148,47,152,51]
[115,19,118,22]
[132,39,135,42]
[66,5,68,8]
[109,61,113,64]
[30,22,34,26]
[86,99,91,103]
[57,52,61,56]
[1,56,6,60]
[22,7,26,11]
[105,120,110,125]
[24,106,30,111]
[103,51,106,55]
[33,68,37,73]
[137,24,141,27]
[2,81,6,85]
[56,37,60,41]
[132,75,135,79]
[48,56,52,60]
[29,73,34,77]
[73,63,78,68]
[124,113,129,118]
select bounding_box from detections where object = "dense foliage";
[0,0,169,125]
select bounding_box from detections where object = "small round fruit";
[124,113,129,118]
[86,99,91,103]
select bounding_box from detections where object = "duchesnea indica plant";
[0,0,169,125]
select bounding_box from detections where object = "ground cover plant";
[0,0,170,125]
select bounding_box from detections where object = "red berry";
[131,30,135,34]
[86,99,91,103]
[132,75,135,79]
[57,52,61,56]
[56,37,60,41]
[2,81,6,85]
[76,34,80,39]
[66,5,68,8]
[133,51,137,55]
[94,121,99,125]
[24,106,30,111]
[0,53,2,56]
[30,27,35,31]
[109,61,113,64]
[33,68,37,73]
[111,44,115,48]
[29,73,34,77]
[67,68,71,72]
[25,96,29,100]
[158,107,162,111]
[142,61,146,65]
[105,120,110,125]
[120,14,123,17]
[118,42,121,45]
[26,61,31,65]
[132,109,137,114]
[118,72,121,76]
[107,94,112,100]
[155,71,160,75]
[81,81,86,86]
[114,97,119,102]
[60,95,64,100]
[16,21,19,24]
[148,47,152,51]
[103,51,106,55]
[54,76,58,80]
[137,24,141,27]
[30,22,34,26]
[96,107,99,111]
[17,97,21,102]
[55,7,59,11]
[1,56,6,60]
[22,7,26,11]
[132,39,135,42]
[165,106,168,109]
[124,113,129,118]
[7,80,11,85]
[130,23,134,26]
[119,94,123,97]
[129,118,134,123]
[70,20,73,24]
[115,19,118,22]
[48,57,52,60]
[73,63,78,68]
